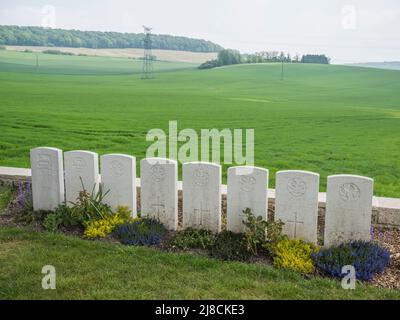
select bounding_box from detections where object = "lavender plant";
[312,240,390,281]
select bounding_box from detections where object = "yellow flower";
[83,206,139,239]
[271,238,319,274]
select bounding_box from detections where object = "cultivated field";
[6,45,217,64]
[0,50,400,197]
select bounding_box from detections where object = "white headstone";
[227,166,268,233]
[182,162,221,233]
[30,147,64,211]
[101,154,136,215]
[140,158,178,230]
[324,175,374,247]
[275,170,319,243]
[64,150,99,205]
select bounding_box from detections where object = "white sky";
[0,0,399,63]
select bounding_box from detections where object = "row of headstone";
[30,147,374,246]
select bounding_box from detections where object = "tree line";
[0,25,223,53]
[199,50,330,69]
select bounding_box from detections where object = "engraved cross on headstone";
[194,204,210,228]
[151,196,164,220]
[287,212,304,238]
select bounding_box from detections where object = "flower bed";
[0,183,397,290]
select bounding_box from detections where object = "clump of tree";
[301,54,330,64]
[199,50,331,69]
[0,25,223,53]
[42,49,75,56]
[243,51,299,63]
[199,49,242,69]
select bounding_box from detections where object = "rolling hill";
[0,50,400,198]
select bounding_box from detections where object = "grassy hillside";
[0,50,195,75]
[6,45,217,64]
[0,226,398,299]
[0,50,400,197]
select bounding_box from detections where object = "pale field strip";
[5,45,217,64]
[1,166,399,210]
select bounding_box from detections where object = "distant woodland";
[0,25,223,53]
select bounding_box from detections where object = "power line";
[142,25,154,79]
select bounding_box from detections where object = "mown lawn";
[0,226,399,300]
[0,51,400,197]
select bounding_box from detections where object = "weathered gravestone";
[140,158,178,230]
[101,154,136,216]
[324,174,374,247]
[227,166,268,233]
[30,147,65,211]
[182,162,221,233]
[275,170,319,244]
[64,151,99,205]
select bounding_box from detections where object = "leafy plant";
[43,212,63,233]
[52,204,77,227]
[242,208,284,255]
[84,206,133,239]
[69,178,112,224]
[114,219,167,246]
[270,238,319,274]
[211,231,250,262]
[168,228,216,250]
[113,205,132,221]
[312,241,390,281]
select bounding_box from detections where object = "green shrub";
[198,59,220,70]
[52,204,77,227]
[43,212,63,233]
[68,178,112,224]
[211,231,250,261]
[43,203,82,233]
[242,208,284,255]
[114,219,167,246]
[270,238,319,274]
[168,228,216,250]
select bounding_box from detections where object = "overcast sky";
[1,0,399,63]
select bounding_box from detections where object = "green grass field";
[0,226,398,299]
[0,50,400,197]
